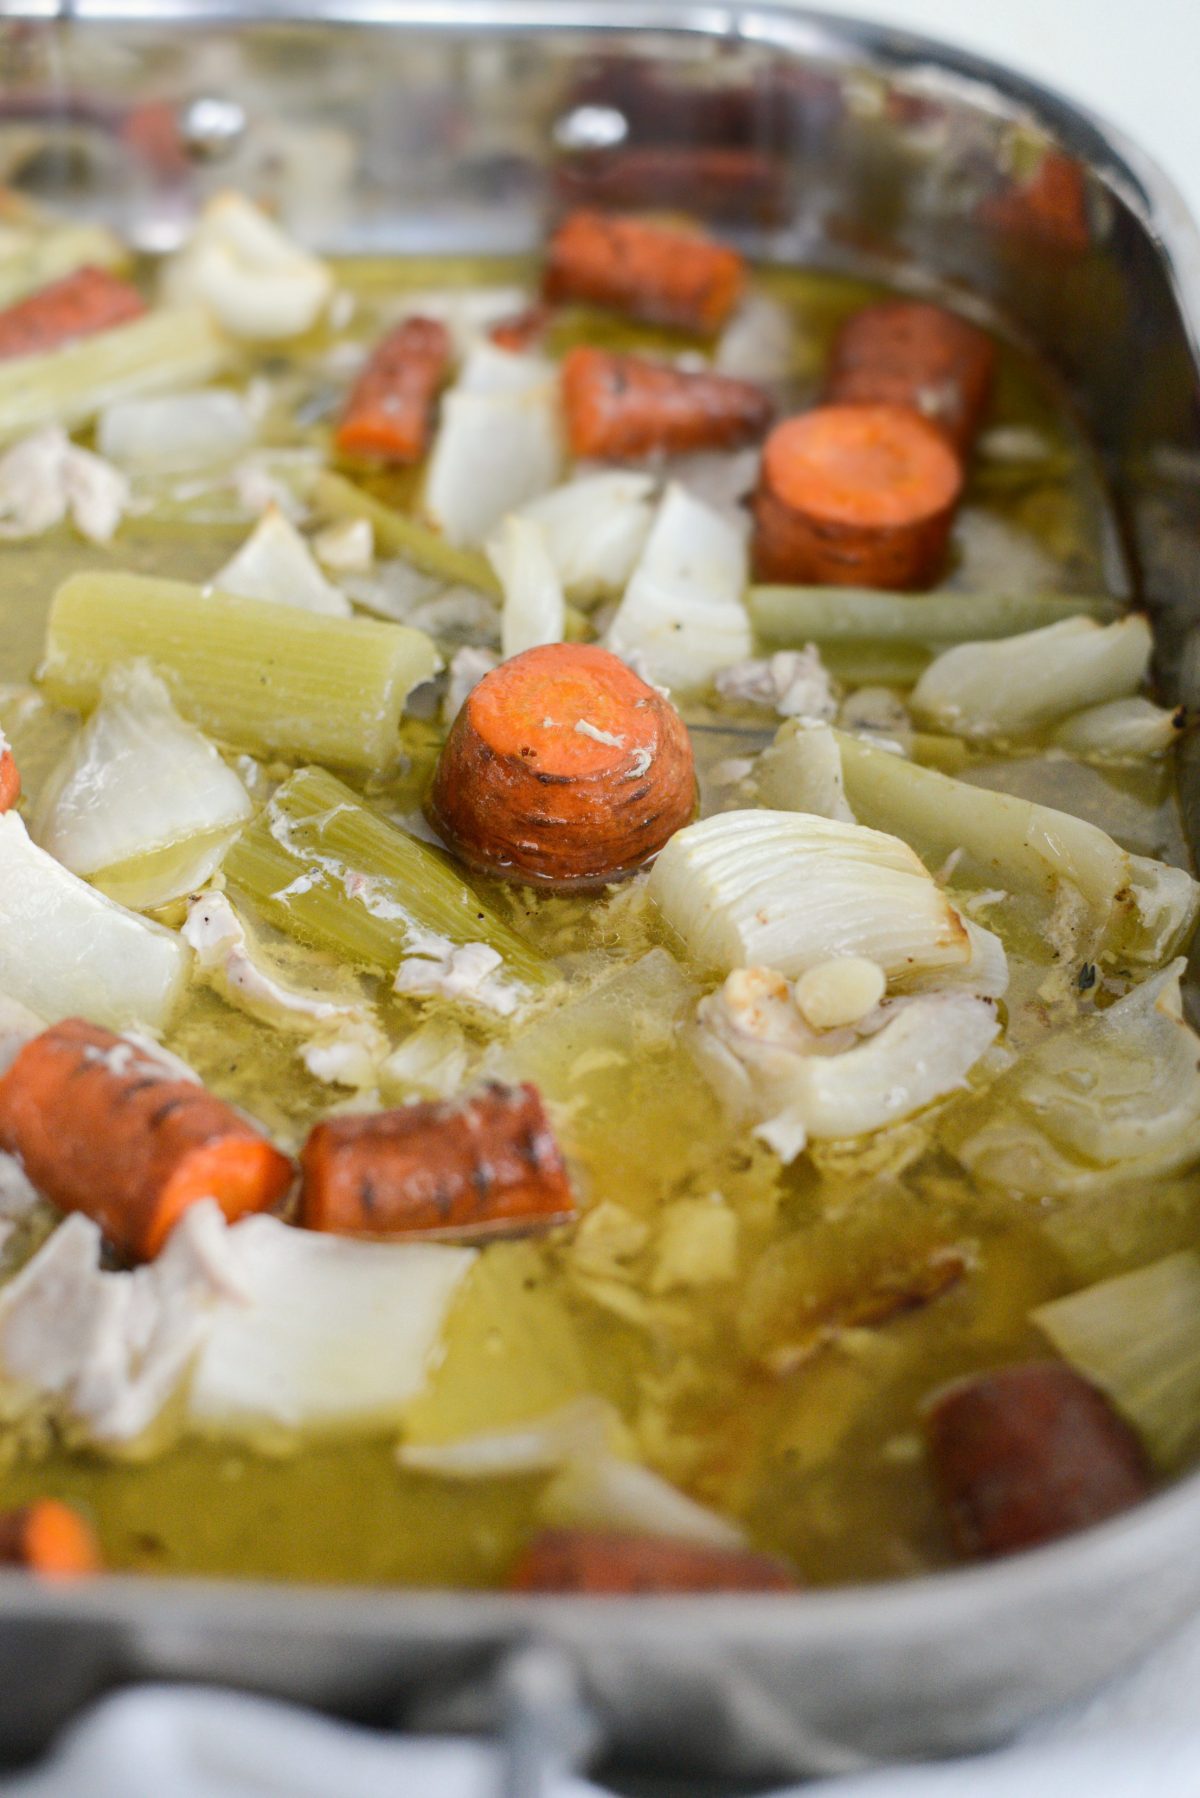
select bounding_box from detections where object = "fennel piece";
[0,308,230,446]
[223,766,553,993]
[312,471,501,597]
[647,809,971,981]
[1033,1252,1200,1469]
[42,573,437,774]
[911,616,1152,738]
[749,585,1120,649]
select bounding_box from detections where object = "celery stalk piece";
[749,586,1120,650]
[312,471,501,599]
[223,766,554,992]
[0,308,231,446]
[835,729,1129,918]
[42,573,438,774]
[0,223,130,309]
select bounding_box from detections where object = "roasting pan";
[1,2,1199,1788]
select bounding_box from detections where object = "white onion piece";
[188,1216,476,1436]
[487,514,565,659]
[714,293,795,384]
[605,484,751,691]
[0,813,189,1032]
[517,471,656,602]
[183,890,379,1039]
[1121,856,1200,966]
[911,615,1152,738]
[213,505,350,616]
[541,1454,746,1549]
[34,663,252,895]
[163,192,332,341]
[1054,696,1184,758]
[755,720,856,822]
[424,350,563,548]
[398,1397,617,1479]
[959,960,1200,1197]
[98,389,253,474]
[648,809,971,981]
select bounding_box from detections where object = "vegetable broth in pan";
[0,231,1194,1590]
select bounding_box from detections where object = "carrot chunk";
[543,210,745,336]
[562,346,772,460]
[825,300,996,457]
[334,316,452,463]
[508,1529,798,1594]
[0,748,19,815]
[300,1081,573,1240]
[753,403,963,590]
[488,303,553,354]
[428,642,695,890]
[0,265,146,363]
[924,1362,1151,1561]
[0,1500,101,1578]
[0,1018,295,1261]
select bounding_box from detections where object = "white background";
[808,0,1200,220]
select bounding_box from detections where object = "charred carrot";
[428,642,695,890]
[555,148,790,226]
[543,210,745,336]
[508,1529,798,1594]
[753,404,963,590]
[334,316,452,463]
[0,745,18,814]
[0,1018,294,1261]
[562,346,772,460]
[924,1362,1151,1561]
[300,1081,574,1240]
[0,265,146,363]
[0,1500,101,1578]
[825,300,996,458]
[489,303,553,354]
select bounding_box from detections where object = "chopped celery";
[750,586,1120,650]
[0,308,231,445]
[836,729,1129,917]
[1033,1253,1200,1469]
[223,766,554,992]
[41,573,437,774]
[312,471,501,599]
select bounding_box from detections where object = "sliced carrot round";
[753,404,963,590]
[428,643,695,889]
[0,1500,102,1578]
[825,300,995,457]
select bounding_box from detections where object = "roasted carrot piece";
[543,210,745,336]
[924,1362,1151,1561]
[980,151,1090,256]
[428,642,695,890]
[0,265,146,363]
[488,303,553,354]
[0,1019,295,1261]
[0,1500,101,1579]
[0,746,19,815]
[825,300,996,458]
[300,1081,574,1240]
[752,403,963,590]
[334,316,452,463]
[561,346,772,460]
[508,1529,798,1594]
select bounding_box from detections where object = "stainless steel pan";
[1,3,1199,1786]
